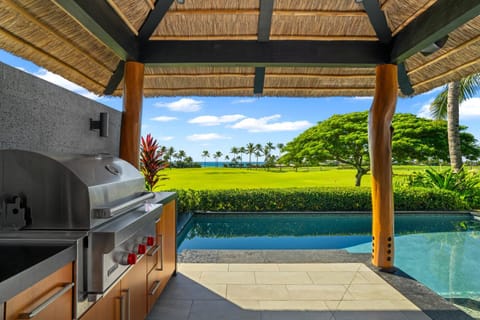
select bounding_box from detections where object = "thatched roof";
[0,0,478,97]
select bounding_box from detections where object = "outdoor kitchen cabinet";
[120,256,148,320]
[5,262,73,320]
[79,281,121,320]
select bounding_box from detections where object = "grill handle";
[93,193,155,218]
[18,283,74,319]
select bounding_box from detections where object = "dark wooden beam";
[253,67,266,95]
[103,0,175,96]
[397,63,414,96]
[104,61,125,95]
[391,0,480,63]
[138,0,175,43]
[361,0,391,44]
[141,40,389,66]
[258,0,274,42]
[54,0,139,60]
[254,0,274,95]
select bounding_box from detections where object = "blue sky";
[2,49,480,161]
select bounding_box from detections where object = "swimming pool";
[177,212,480,309]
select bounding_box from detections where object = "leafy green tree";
[430,74,480,171]
[281,111,480,186]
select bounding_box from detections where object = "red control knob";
[127,253,137,265]
[137,244,146,254]
[146,236,155,246]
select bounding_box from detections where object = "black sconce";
[90,112,109,137]
[420,35,449,56]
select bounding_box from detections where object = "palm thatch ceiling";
[0,0,478,97]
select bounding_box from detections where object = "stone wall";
[0,62,121,155]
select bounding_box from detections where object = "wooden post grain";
[120,61,144,169]
[369,64,398,270]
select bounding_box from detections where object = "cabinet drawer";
[147,270,167,313]
[147,239,161,273]
[6,263,73,320]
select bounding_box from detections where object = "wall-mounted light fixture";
[420,35,449,56]
[90,112,109,137]
[177,0,185,4]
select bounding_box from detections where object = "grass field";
[155,165,425,190]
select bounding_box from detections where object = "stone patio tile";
[161,282,225,300]
[333,310,410,320]
[178,263,228,272]
[229,263,279,272]
[335,299,420,311]
[261,310,333,320]
[188,300,261,320]
[351,271,387,284]
[255,271,312,284]
[278,263,361,272]
[227,284,289,300]
[308,271,356,285]
[146,299,192,320]
[200,271,255,284]
[259,300,330,311]
[346,284,407,301]
[230,299,261,310]
[401,311,432,320]
[286,285,347,300]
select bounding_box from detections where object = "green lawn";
[155,166,426,190]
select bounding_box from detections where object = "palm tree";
[201,150,210,167]
[178,150,186,162]
[246,142,255,166]
[254,144,263,169]
[430,74,480,172]
[254,150,263,168]
[238,146,246,166]
[213,151,223,167]
[276,143,285,157]
[230,147,239,167]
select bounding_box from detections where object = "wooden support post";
[369,64,398,270]
[120,61,144,168]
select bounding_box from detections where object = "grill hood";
[0,149,145,230]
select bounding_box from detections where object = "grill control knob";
[137,244,146,254]
[117,253,137,265]
[145,236,155,246]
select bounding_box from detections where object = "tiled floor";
[147,263,432,320]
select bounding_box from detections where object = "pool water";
[177,213,480,307]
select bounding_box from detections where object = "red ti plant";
[140,134,167,191]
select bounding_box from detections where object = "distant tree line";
[200,142,285,169]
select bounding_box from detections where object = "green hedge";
[172,187,468,213]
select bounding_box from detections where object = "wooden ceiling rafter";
[140,40,389,66]
[53,0,139,60]
[105,0,139,36]
[254,0,274,95]
[391,0,480,64]
[0,25,105,91]
[104,0,175,95]
[360,0,413,95]
[4,0,113,75]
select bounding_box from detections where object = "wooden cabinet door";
[79,281,121,320]
[5,263,73,320]
[121,257,147,320]
[162,200,177,276]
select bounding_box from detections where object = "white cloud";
[460,98,480,119]
[352,96,373,100]
[186,133,231,141]
[417,97,480,120]
[155,98,203,112]
[230,114,312,132]
[231,98,256,104]
[33,68,101,100]
[188,114,246,126]
[151,116,177,122]
[158,136,174,141]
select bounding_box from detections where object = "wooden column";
[369,64,398,270]
[120,61,144,169]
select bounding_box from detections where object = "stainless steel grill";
[0,149,163,316]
